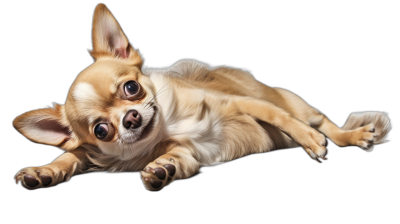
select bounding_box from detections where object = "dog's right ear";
[90,4,143,68]
[13,104,80,151]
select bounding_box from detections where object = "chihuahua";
[14,4,391,191]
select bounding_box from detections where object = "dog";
[13,4,391,191]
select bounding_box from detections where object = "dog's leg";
[140,145,199,191]
[312,112,391,150]
[15,147,87,189]
[272,88,391,150]
[234,97,327,161]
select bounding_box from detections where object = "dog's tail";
[342,111,392,144]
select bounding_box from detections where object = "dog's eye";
[94,123,114,141]
[124,81,139,96]
[94,124,108,139]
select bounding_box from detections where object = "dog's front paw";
[15,166,68,189]
[141,159,176,191]
[300,130,328,162]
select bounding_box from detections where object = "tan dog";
[13,4,391,191]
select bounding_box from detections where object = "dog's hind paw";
[341,111,391,149]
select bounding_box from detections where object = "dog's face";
[13,4,162,159]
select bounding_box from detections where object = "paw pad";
[24,175,39,188]
[150,179,163,188]
[154,168,166,180]
[142,163,176,191]
[40,175,52,186]
[163,164,176,176]
[15,167,58,189]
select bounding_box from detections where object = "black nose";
[123,109,142,129]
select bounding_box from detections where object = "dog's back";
[158,61,317,126]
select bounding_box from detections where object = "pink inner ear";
[115,46,130,58]
[107,30,130,58]
[33,119,71,144]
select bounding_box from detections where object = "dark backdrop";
[2,2,399,220]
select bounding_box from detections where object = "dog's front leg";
[235,97,328,161]
[140,145,199,191]
[15,147,87,189]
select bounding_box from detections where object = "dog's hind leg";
[312,112,391,150]
[233,96,328,161]
[273,88,392,150]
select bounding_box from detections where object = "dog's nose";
[123,109,142,129]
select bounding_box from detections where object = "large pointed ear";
[90,4,143,67]
[13,104,80,151]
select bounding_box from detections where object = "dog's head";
[13,4,162,159]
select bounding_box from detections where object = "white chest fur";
[149,72,224,165]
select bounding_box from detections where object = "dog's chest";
[163,92,223,164]
[150,74,223,164]
[167,115,222,164]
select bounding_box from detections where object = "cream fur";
[13,4,392,191]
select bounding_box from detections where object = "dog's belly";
[217,114,275,163]
[165,112,275,166]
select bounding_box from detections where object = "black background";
[2,2,399,221]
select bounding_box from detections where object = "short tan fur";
[13,4,391,191]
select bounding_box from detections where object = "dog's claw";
[16,178,21,184]
[322,140,328,147]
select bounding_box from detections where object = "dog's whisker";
[122,146,125,160]
[144,82,170,109]
[144,87,171,110]
[147,89,170,110]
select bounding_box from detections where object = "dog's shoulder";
[144,60,207,77]
[166,60,210,78]
[144,60,210,85]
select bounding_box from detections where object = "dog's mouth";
[137,113,155,141]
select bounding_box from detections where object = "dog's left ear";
[90,4,143,68]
